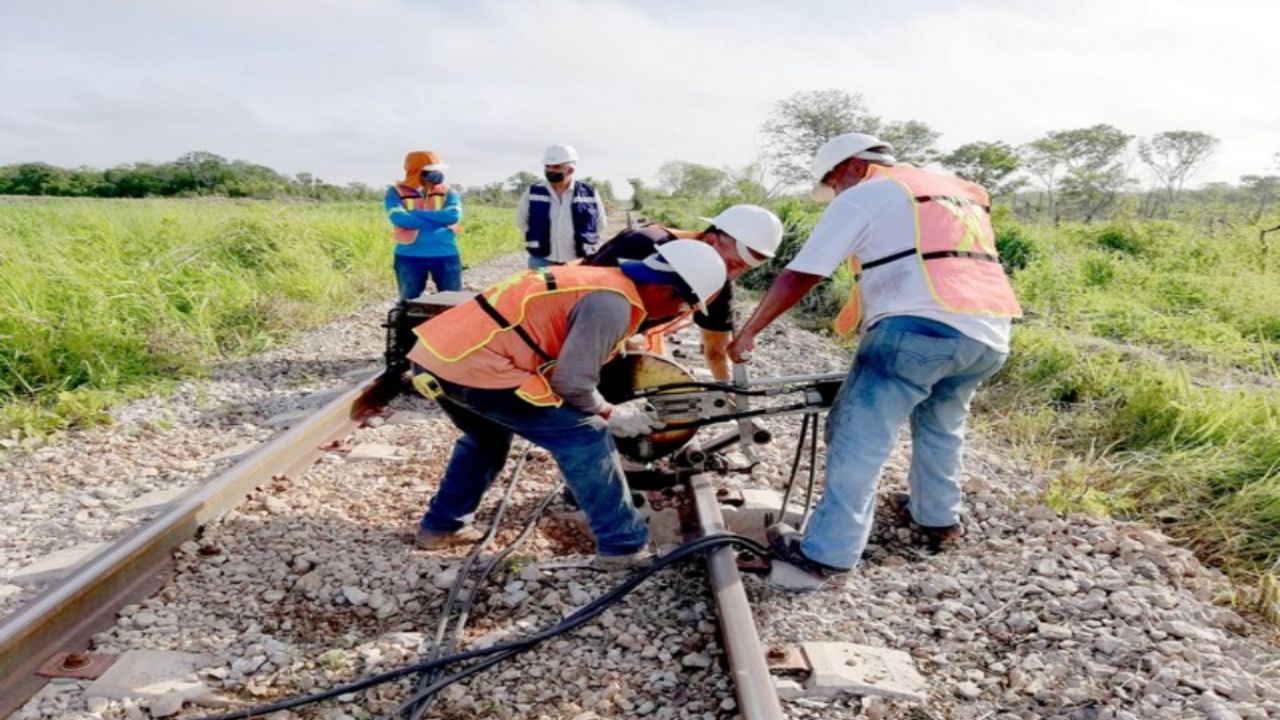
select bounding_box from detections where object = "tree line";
[587,89,1280,227]
[0,151,378,201]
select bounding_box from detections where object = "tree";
[761,89,943,187]
[655,161,729,198]
[505,171,539,198]
[1020,137,1070,223]
[1040,125,1134,222]
[1138,130,1219,213]
[941,141,1023,196]
[1240,175,1280,224]
[761,90,877,186]
[879,120,941,165]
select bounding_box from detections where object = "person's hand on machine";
[602,399,662,437]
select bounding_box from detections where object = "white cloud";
[1,0,1276,193]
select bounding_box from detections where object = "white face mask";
[810,183,836,204]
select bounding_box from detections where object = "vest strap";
[853,248,1002,281]
[920,249,1001,263]
[861,248,917,271]
[915,195,991,213]
[473,295,554,363]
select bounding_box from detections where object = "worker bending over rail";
[586,204,783,381]
[729,133,1023,590]
[406,241,727,571]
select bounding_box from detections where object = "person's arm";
[729,196,873,362]
[550,292,633,414]
[700,328,732,381]
[693,281,735,381]
[727,270,824,363]
[400,189,461,227]
[515,188,530,233]
[384,186,408,226]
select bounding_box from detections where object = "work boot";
[414,524,485,550]
[766,523,848,591]
[888,493,964,551]
[591,547,654,572]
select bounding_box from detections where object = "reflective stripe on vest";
[407,266,646,407]
[832,165,1022,337]
[392,183,459,244]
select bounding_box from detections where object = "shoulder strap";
[471,271,558,362]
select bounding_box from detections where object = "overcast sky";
[2,0,1276,194]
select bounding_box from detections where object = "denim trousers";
[394,254,462,300]
[801,316,1008,569]
[419,379,649,556]
[526,254,565,270]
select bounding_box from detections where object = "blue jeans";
[420,378,648,556]
[526,254,564,270]
[802,316,1008,569]
[395,254,462,300]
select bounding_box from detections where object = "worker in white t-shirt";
[728,133,1023,590]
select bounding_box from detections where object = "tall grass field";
[0,198,520,438]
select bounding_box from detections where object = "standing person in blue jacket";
[384,150,464,300]
[515,143,608,269]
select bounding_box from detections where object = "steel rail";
[0,370,396,718]
[689,473,784,720]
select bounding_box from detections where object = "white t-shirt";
[786,175,1012,353]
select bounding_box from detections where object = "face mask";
[421,170,445,185]
[544,171,566,184]
[810,183,836,204]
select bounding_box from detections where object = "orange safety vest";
[407,265,647,407]
[392,183,460,244]
[832,165,1023,336]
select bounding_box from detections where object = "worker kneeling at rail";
[405,240,727,571]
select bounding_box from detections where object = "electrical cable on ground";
[401,445,562,720]
[411,443,531,713]
[189,533,766,720]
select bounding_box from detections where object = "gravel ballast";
[5,250,1280,720]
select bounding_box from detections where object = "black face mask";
[421,170,445,185]
[544,171,566,184]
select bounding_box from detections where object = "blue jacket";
[384,184,463,258]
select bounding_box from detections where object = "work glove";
[604,399,662,438]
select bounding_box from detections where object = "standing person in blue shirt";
[384,150,464,300]
[516,143,608,269]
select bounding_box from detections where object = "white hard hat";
[620,239,727,313]
[542,143,579,165]
[698,204,783,268]
[809,133,896,202]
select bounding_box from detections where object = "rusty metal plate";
[35,651,116,680]
[765,645,810,676]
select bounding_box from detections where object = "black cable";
[413,443,532,715]
[777,413,811,517]
[189,533,766,720]
[800,413,821,531]
[401,470,562,720]
[384,533,767,715]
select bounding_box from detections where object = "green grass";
[978,217,1280,599]
[0,197,520,440]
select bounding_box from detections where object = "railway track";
[0,370,786,719]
